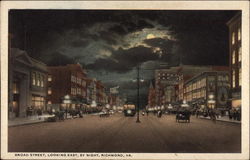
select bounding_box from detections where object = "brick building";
[47,64,87,109]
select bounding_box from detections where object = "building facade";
[227,12,242,109]
[155,68,179,106]
[9,48,48,118]
[183,71,230,110]
[47,64,87,109]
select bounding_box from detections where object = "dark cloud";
[86,45,160,73]
[99,31,118,45]
[42,51,76,66]
[86,58,131,73]
[70,39,89,48]
[109,25,128,35]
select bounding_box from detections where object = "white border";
[1,1,249,160]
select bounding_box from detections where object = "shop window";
[32,95,45,109]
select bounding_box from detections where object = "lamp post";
[136,66,141,123]
[63,95,71,119]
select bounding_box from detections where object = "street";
[8,113,241,153]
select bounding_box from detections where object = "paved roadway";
[8,113,241,153]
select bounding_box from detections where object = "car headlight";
[127,110,132,114]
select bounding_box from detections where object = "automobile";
[124,109,136,117]
[176,110,191,123]
[99,111,110,117]
[109,110,115,114]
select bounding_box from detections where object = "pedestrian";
[233,109,236,120]
[37,107,42,116]
[146,110,149,116]
[229,109,232,120]
[196,110,199,118]
[210,109,216,123]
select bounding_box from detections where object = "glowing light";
[146,34,155,39]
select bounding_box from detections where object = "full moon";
[146,34,155,39]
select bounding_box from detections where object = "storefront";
[31,95,46,110]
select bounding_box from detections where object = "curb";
[8,116,84,127]
[8,120,45,127]
[198,117,241,124]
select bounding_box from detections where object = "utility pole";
[136,66,140,123]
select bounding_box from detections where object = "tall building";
[227,12,242,109]
[47,64,87,109]
[176,65,228,103]
[9,48,48,118]
[183,71,230,110]
[155,68,179,106]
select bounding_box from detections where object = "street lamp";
[208,94,215,109]
[63,95,71,119]
[136,66,141,123]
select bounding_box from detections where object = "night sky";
[9,10,239,106]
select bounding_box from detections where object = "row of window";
[71,87,86,96]
[185,78,206,93]
[32,72,45,87]
[71,75,87,87]
[232,68,242,88]
[184,89,207,101]
[232,28,241,45]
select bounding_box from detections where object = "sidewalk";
[198,115,241,124]
[8,114,52,127]
[8,114,82,127]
